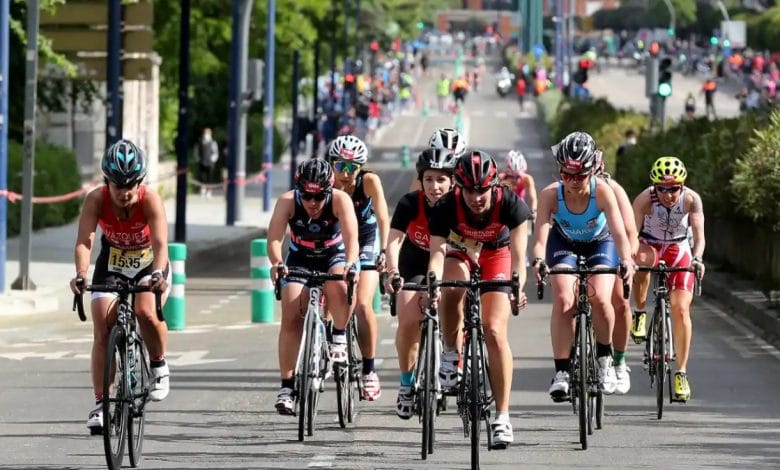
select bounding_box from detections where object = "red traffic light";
[649,41,660,57]
[370,41,379,52]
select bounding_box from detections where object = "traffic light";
[710,35,719,46]
[574,59,589,85]
[649,41,660,57]
[416,21,424,30]
[657,57,673,98]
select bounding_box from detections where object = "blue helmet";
[102,139,148,186]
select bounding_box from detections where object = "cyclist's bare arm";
[687,190,706,259]
[332,189,360,266]
[632,188,652,236]
[524,174,538,214]
[385,228,405,274]
[609,179,639,256]
[142,190,169,272]
[509,223,528,290]
[364,173,390,253]
[595,181,631,264]
[267,192,294,268]
[74,189,101,277]
[427,235,448,282]
[531,185,556,262]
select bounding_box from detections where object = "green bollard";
[163,243,187,330]
[401,145,410,168]
[251,239,275,323]
[373,286,382,313]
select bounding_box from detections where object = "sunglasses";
[560,171,590,182]
[655,185,682,194]
[300,191,327,202]
[333,160,362,173]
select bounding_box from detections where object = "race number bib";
[447,231,483,259]
[107,246,153,278]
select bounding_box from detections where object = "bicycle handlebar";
[537,263,630,300]
[73,283,163,322]
[273,266,356,306]
[428,271,522,316]
[388,273,429,317]
[637,264,703,297]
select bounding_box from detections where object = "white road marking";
[9,342,43,348]
[380,338,394,345]
[218,298,232,305]
[166,350,236,366]
[219,324,259,330]
[59,337,92,344]
[706,301,780,360]
[307,455,335,468]
[0,351,71,361]
[199,309,213,315]
[496,111,508,118]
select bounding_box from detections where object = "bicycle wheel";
[427,322,437,456]
[127,337,150,468]
[103,326,128,470]
[297,313,314,442]
[348,316,361,420]
[422,319,438,459]
[419,321,431,460]
[307,340,327,437]
[469,327,481,470]
[577,314,589,450]
[655,302,666,420]
[336,363,349,428]
[666,311,674,404]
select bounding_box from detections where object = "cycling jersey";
[391,190,434,282]
[429,186,531,292]
[640,187,690,244]
[552,178,608,242]
[500,172,527,201]
[92,185,170,298]
[288,191,343,253]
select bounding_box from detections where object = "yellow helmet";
[649,156,687,184]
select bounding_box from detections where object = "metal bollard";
[401,144,410,168]
[251,239,274,323]
[163,243,187,330]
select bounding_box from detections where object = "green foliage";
[593,113,647,175]
[6,141,82,236]
[536,89,564,130]
[550,98,621,143]
[648,0,697,28]
[731,110,780,229]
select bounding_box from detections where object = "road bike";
[538,257,627,450]
[435,267,520,470]
[638,261,701,419]
[389,273,443,460]
[73,280,163,470]
[274,267,354,441]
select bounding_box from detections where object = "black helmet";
[454,150,499,190]
[102,139,147,186]
[553,131,599,173]
[295,158,334,193]
[416,148,458,179]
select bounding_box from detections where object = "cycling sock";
[362,358,375,375]
[95,393,103,402]
[332,327,346,337]
[495,411,510,423]
[443,343,457,354]
[596,342,613,358]
[634,309,646,315]
[281,378,295,390]
[400,371,415,387]
[613,350,626,364]
[150,358,166,368]
[554,358,570,373]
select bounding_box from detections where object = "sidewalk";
[1,191,271,315]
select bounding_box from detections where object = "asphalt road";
[1,59,779,470]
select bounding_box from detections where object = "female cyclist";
[500,150,537,224]
[384,148,458,419]
[70,139,171,433]
[328,135,390,400]
[267,159,359,414]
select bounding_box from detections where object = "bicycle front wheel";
[469,327,481,469]
[103,326,129,470]
[655,303,667,420]
[127,338,150,467]
[577,314,589,450]
[297,313,315,442]
[421,320,436,460]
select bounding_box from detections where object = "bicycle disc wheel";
[127,338,150,467]
[469,327,481,469]
[103,327,128,470]
[297,313,314,442]
[655,303,666,420]
[577,314,589,450]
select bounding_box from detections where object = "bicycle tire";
[666,311,674,405]
[421,321,432,460]
[577,313,588,450]
[307,339,327,437]
[336,362,350,428]
[348,316,361,419]
[127,336,150,467]
[595,391,604,430]
[297,311,314,442]
[427,322,437,456]
[655,301,666,420]
[469,326,481,470]
[103,326,128,470]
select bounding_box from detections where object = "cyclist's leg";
[610,275,632,394]
[324,263,350,330]
[395,288,424,374]
[547,230,578,368]
[135,266,172,361]
[633,242,658,310]
[670,289,693,371]
[355,228,380,397]
[90,295,118,400]
[665,241,695,398]
[587,237,620,393]
[478,248,512,412]
[439,253,469,388]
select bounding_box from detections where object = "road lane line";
[307,455,335,468]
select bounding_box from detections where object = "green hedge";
[7,140,82,236]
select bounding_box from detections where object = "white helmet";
[428,128,466,157]
[328,135,368,164]
[506,150,527,174]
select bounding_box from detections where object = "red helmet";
[454,150,499,191]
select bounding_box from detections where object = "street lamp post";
[662,0,676,41]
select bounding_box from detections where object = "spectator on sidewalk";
[436,73,451,112]
[701,77,718,120]
[452,75,469,108]
[616,129,637,159]
[684,92,696,120]
[198,128,219,198]
[515,75,527,111]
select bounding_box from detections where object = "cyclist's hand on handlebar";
[425,287,441,309]
[150,269,167,294]
[376,251,387,273]
[532,258,547,283]
[692,258,705,279]
[271,263,288,284]
[344,263,359,284]
[510,290,528,311]
[618,261,635,282]
[70,274,86,295]
[384,271,402,294]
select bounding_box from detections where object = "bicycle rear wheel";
[127,337,150,467]
[655,303,667,420]
[468,327,481,470]
[335,363,350,428]
[103,326,129,470]
[577,314,589,450]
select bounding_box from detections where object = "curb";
[703,270,780,348]
[0,285,62,315]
